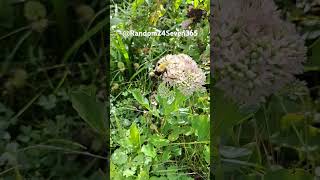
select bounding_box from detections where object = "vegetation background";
[0,0,108,179]
[1,0,320,180]
[110,0,210,179]
[211,0,320,179]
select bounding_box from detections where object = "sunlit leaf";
[131,89,150,110]
[141,144,157,158]
[150,135,170,148]
[129,123,140,149]
[174,0,182,10]
[111,149,128,165]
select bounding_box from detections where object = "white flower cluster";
[156,54,206,96]
[212,0,307,106]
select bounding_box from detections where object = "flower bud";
[133,63,140,70]
[117,62,125,72]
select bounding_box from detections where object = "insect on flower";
[153,54,206,96]
[155,61,170,76]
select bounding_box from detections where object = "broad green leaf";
[191,115,209,141]
[150,135,170,148]
[158,5,166,17]
[167,146,182,156]
[161,150,171,161]
[70,90,107,135]
[131,89,150,110]
[213,87,248,137]
[168,130,180,142]
[123,168,136,177]
[141,144,157,158]
[132,154,145,166]
[129,123,140,149]
[111,149,128,165]
[174,0,182,10]
[78,85,97,96]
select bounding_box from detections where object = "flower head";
[155,54,206,96]
[212,0,307,106]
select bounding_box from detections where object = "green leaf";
[168,130,180,142]
[111,149,128,165]
[131,89,150,110]
[194,0,199,8]
[191,115,209,141]
[213,87,248,137]
[150,135,170,148]
[115,33,129,62]
[132,0,145,14]
[78,85,97,97]
[280,113,305,130]
[174,0,182,10]
[167,146,182,156]
[161,150,171,161]
[70,90,106,135]
[137,170,149,180]
[141,144,157,158]
[123,168,136,177]
[132,154,145,166]
[129,123,140,149]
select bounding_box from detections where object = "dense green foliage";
[110,0,210,179]
[1,0,320,179]
[0,0,107,179]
